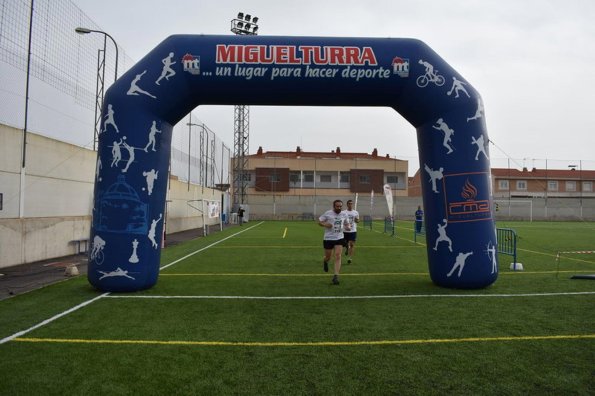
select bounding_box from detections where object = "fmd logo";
[444,173,491,223]
[182,53,200,75]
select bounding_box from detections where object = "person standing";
[318,199,350,285]
[415,205,424,233]
[342,199,359,264]
[237,206,245,226]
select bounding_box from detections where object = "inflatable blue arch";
[89,34,497,292]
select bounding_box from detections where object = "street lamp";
[75,27,119,151]
[75,27,119,82]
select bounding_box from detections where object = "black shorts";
[323,239,345,250]
[344,232,357,242]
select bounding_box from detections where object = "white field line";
[160,221,264,270]
[368,223,421,245]
[2,223,261,344]
[104,291,595,300]
[0,293,110,344]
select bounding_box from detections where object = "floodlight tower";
[230,12,259,208]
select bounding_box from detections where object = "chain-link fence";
[1,0,231,187]
[171,115,231,189]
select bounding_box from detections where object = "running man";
[319,199,351,285]
[342,199,359,264]
[155,52,176,85]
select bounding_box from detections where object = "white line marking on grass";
[14,334,595,347]
[158,270,587,277]
[0,292,110,345]
[1,223,266,345]
[209,245,423,249]
[160,221,264,271]
[104,291,595,300]
[160,272,428,277]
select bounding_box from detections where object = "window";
[319,174,332,183]
[340,172,350,183]
[387,176,399,184]
[359,175,371,184]
[583,181,593,192]
[565,181,576,192]
[498,180,509,190]
[516,180,527,191]
[303,172,314,182]
[270,172,281,182]
[240,173,252,182]
[547,181,558,191]
[289,172,301,183]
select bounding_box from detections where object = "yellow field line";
[14,334,595,347]
[282,227,287,238]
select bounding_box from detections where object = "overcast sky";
[73,0,595,173]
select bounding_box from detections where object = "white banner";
[383,184,394,219]
[207,201,220,218]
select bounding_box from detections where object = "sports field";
[1,220,594,395]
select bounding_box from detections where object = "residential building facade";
[409,167,595,198]
[237,146,408,197]
[491,168,595,198]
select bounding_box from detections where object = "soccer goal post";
[494,200,533,222]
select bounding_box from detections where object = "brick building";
[237,146,408,197]
[408,167,595,198]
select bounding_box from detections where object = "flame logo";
[461,179,477,200]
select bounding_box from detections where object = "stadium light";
[75,27,119,82]
[230,12,259,35]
